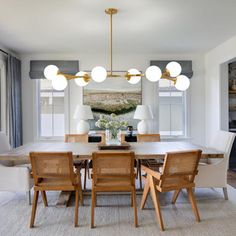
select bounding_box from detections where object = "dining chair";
[29,152,81,228]
[195,130,236,200]
[140,150,202,231]
[137,133,161,189]
[64,134,88,143]
[65,134,88,192]
[137,134,161,142]
[91,151,138,228]
[0,132,33,204]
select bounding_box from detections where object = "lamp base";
[137,120,149,134]
[76,120,90,134]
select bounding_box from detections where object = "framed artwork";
[83,71,142,130]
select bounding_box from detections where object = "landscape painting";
[83,73,142,130]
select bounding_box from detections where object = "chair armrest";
[141,165,161,180]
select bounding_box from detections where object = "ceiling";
[0,0,236,55]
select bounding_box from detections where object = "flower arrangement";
[95,113,128,142]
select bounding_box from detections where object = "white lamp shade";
[127,68,142,84]
[74,71,89,87]
[52,74,68,91]
[175,75,190,91]
[44,65,59,80]
[134,105,153,120]
[91,66,107,82]
[166,61,182,77]
[73,105,93,120]
[145,66,162,82]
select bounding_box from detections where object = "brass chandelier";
[44,8,190,91]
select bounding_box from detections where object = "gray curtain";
[7,55,22,148]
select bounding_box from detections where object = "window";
[159,79,187,137]
[38,79,65,138]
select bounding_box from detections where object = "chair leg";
[27,190,31,205]
[30,190,39,228]
[171,190,181,204]
[77,170,84,206]
[138,160,143,190]
[91,190,95,228]
[140,177,150,209]
[88,161,92,179]
[41,191,48,207]
[149,175,164,231]
[79,188,84,206]
[74,189,79,227]
[223,187,228,200]
[94,193,97,207]
[84,160,87,190]
[132,189,138,227]
[187,188,200,222]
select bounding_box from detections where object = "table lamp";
[134,105,153,134]
[73,105,94,134]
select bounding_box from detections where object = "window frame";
[158,80,189,139]
[36,79,69,141]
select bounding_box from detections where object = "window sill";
[160,136,192,142]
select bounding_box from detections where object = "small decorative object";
[95,113,128,145]
[134,105,153,134]
[73,105,94,134]
[127,126,133,136]
[98,142,131,150]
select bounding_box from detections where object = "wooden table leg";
[56,191,72,207]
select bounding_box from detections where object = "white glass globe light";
[91,66,107,82]
[175,75,190,91]
[145,66,162,82]
[166,61,182,77]
[52,74,68,91]
[74,71,89,87]
[44,65,59,80]
[127,69,141,84]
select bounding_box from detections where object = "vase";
[105,129,121,145]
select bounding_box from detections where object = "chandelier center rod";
[105,8,118,76]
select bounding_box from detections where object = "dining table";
[0,141,224,165]
[0,141,224,206]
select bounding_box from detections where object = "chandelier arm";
[58,72,90,82]
[161,69,177,83]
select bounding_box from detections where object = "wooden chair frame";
[64,134,88,143]
[137,134,161,142]
[65,134,88,193]
[29,152,82,228]
[91,151,138,228]
[140,150,202,231]
[137,133,161,190]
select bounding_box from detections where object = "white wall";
[21,52,205,145]
[205,35,236,144]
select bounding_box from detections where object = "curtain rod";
[0,49,8,55]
